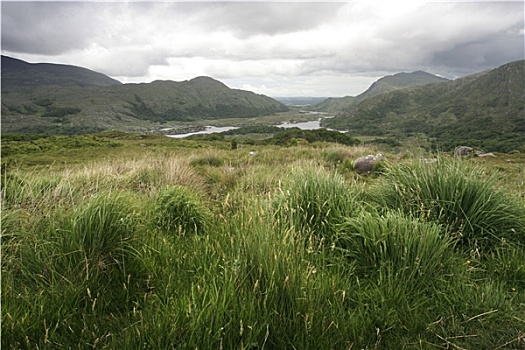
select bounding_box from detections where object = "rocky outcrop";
[454,146,496,158]
[354,154,383,174]
[454,146,473,156]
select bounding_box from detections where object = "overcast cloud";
[1,1,523,97]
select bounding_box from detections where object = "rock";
[354,153,383,174]
[477,152,496,157]
[454,146,473,156]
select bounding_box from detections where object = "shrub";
[371,158,525,250]
[154,185,213,235]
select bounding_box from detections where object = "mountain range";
[1,56,288,134]
[1,55,523,152]
[313,70,449,113]
[1,56,122,88]
[323,60,524,152]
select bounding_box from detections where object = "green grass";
[2,135,525,349]
[154,185,213,236]
[370,157,525,251]
[272,165,361,242]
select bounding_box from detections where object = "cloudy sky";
[2,1,523,97]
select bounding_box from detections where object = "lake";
[167,116,331,138]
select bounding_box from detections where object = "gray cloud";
[1,1,523,96]
[430,23,525,77]
[187,2,345,38]
[1,2,102,55]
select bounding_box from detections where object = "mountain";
[1,55,122,88]
[273,96,328,106]
[1,56,288,134]
[323,60,525,152]
[313,71,449,113]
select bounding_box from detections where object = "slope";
[314,70,449,113]
[1,57,289,134]
[324,60,525,152]
[1,55,122,88]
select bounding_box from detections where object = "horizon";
[2,1,523,97]
[5,53,517,99]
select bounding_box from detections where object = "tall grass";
[2,192,148,348]
[371,157,525,250]
[337,210,458,291]
[154,185,213,236]
[272,165,361,242]
[2,142,525,349]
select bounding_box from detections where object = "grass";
[370,157,525,251]
[2,135,525,349]
[154,185,213,236]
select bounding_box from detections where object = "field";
[2,133,525,349]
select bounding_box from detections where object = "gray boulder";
[354,154,383,174]
[454,146,473,156]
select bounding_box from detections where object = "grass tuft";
[272,165,360,242]
[154,185,213,236]
[370,157,525,250]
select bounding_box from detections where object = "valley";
[2,55,523,153]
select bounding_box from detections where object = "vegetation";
[1,55,122,88]
[2,133,525,349]
[2,57,289,133]
[267,128,360,146]
[313,70,448,113]
[324,60,525,152]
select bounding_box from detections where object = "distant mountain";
[273,96,328,106]
[323,60,525,152]
[113,77,288,122]
[1,56,288,134]
[1,55,122,88]
[362,71,449,99]
[314,71,449,113]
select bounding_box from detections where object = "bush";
[154,185,213,235]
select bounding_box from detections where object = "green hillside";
[1,55,122,88]
[314,70,449,113]
[1,57,289,134]
[324,60,525,152]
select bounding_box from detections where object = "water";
[167,126,240,138]
[167,116,332,138]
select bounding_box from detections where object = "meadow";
[2,133,525,349]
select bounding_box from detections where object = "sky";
[1,1,524,97]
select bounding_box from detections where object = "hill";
[273,96,328,106]
[1,56,288,134]
[313,70,449,113]
[323,60,525,152]
[1,55,122,88]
